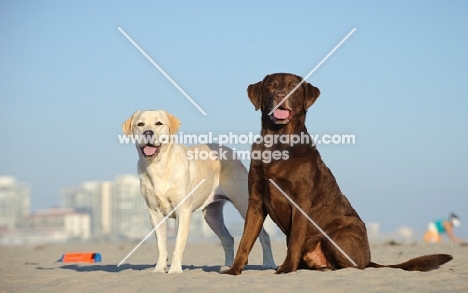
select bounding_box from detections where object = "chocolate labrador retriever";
[222,73,452,275]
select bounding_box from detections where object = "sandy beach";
[0,239,466,293]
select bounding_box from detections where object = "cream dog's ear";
[122,111,140,135]
[165,112,181,135]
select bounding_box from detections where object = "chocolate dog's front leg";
[276,203,309,274]
[221,179,267,275]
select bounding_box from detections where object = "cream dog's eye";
[156,122,163,126]
[137,122,144,126]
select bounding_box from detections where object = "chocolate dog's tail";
[367,254,453,271]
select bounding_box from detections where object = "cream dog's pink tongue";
[143,146,157,156]
[274,109,289,119]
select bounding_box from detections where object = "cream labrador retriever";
[122,110,276,273]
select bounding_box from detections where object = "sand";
[0,239,466,293]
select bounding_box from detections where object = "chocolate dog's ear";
[165,111,181,135]
[247,82,263,111]
[247,74,270,111]
[122,111,140,135]
[303,82,320,110]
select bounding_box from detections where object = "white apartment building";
[0,176,30,230]
[112,175,154,239]
[61,181,112,237]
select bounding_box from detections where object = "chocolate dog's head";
[247,73,320,125]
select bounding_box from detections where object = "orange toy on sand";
[60,252,102,263]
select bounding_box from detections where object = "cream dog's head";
[122,110,180,160]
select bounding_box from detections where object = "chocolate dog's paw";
[275,264,295,274]
[220,267,242,275]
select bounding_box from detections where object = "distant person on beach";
[424,213,464,243]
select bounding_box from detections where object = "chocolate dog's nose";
[275,91,286,99]
[275,91,287,103]
[143,130,154,136]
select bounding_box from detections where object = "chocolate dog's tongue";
[143,146,158,156]
[274,109,290,119]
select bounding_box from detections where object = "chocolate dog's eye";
[155,122,163,126]
[137,122,144,126]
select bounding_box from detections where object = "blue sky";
[1,0,467,238]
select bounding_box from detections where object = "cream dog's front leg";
[148,208,168,273]
[168,208,192,274]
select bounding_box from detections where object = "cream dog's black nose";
[143,130,154,136]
